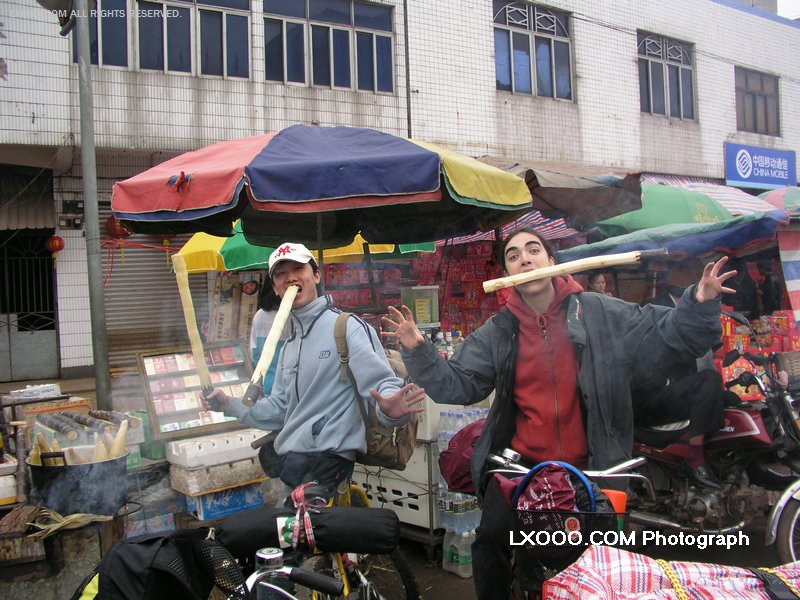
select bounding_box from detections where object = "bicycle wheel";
[353,549,420,600]
[294,554,339,600]
[296,550,420,600]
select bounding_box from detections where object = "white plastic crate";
[166,428,263,468]
[352,442,440,530]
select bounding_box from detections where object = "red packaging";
[719,357,764,401]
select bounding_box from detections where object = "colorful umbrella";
[111,125,532,248]
[595,184,733,237]
[559,210,789,262]
[177,222,434,274]
[760,187,800,214]
[478,157,643,228]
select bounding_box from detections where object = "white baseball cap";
[268,242,315,277]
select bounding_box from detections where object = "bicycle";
[215,479,421,600]
[485,449,646,599]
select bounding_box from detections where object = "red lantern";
[45,234,65,268]
[106,215,132,239]
[45,234,65,254]
[156,233,176,266]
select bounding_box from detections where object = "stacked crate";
[166,428,269,520]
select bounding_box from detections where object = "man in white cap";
[202,242,424,498]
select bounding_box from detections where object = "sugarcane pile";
[29,410,134,465]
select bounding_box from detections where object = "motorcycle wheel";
[296,549,420,600]
[776,498,800,563]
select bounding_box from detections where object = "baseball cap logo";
[276,244,294,257]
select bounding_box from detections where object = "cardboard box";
[8,398,93,445]
[126,444,142,470]
[7,383,62,399]
[130,410,166,460]
[125,512,176,538]
[184,481,264,521]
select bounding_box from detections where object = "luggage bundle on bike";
[505,461,621,571]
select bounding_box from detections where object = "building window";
[264,0,393,93]
[71,0,128,67]
[138,2,192,73]
[637,32,694,120]
[736,67,780,136]
[199,0,250,78]
[492,1,572,100]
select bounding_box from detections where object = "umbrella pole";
[363,242,378,307]
[317,213,326,293]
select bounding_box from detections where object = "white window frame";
[263,1,394,94]
[135,0,195,76]
[492,1,573,101]
[196,5,251,80]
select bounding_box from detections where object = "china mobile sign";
[725,142,797,190]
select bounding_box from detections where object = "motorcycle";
[629,311,800,563]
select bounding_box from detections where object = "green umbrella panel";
[177,222,434,274]
[596,184,733,237]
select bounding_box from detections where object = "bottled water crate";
[414,392,493,441]
[351,442,440,530]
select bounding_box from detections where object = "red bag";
[438,418,485,494]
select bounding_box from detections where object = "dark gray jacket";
[403,285,722,498]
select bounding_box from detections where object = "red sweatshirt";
[506,276,589,468]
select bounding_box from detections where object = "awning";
[0,166,55,230]
[778,227,800,324]
[642,174,775,215]
[478,157,643,228]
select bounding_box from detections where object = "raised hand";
[695,256,737,303]
[369,382,426,420]
[380,305,426,350]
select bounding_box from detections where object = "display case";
[137,341,252,441]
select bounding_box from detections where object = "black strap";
[748,568,800,600]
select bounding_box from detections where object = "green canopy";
[596,184,733,237]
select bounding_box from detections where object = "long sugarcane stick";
[483,249,668,293]
[172,253,213,396]
[241,285,299,407]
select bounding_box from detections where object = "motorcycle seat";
[633,420,690,447]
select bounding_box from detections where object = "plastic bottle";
[444,331,454,359]
[445,410,457,445]
[436,480,451,531]
[452,330,464,350]
[455,531,473,578]
[454,410,466,435]
[442,530,459,574]
[450,491,464,534]
[437,411,449,453]
[434,332,447,358]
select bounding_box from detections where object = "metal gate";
[0,229,59,381]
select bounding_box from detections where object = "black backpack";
[71,528,247,600]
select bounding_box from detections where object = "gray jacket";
[402,285,721,497]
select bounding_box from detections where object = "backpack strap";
[334,312,370,424]
[334,312,353,383]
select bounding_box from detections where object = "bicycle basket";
[511,461,621,568]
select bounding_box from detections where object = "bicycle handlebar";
[246,566,345,598]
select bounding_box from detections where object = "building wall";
[1,0,799,373]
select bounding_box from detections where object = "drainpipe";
[403,0,412,138]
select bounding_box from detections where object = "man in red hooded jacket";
[383,227,733,600]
